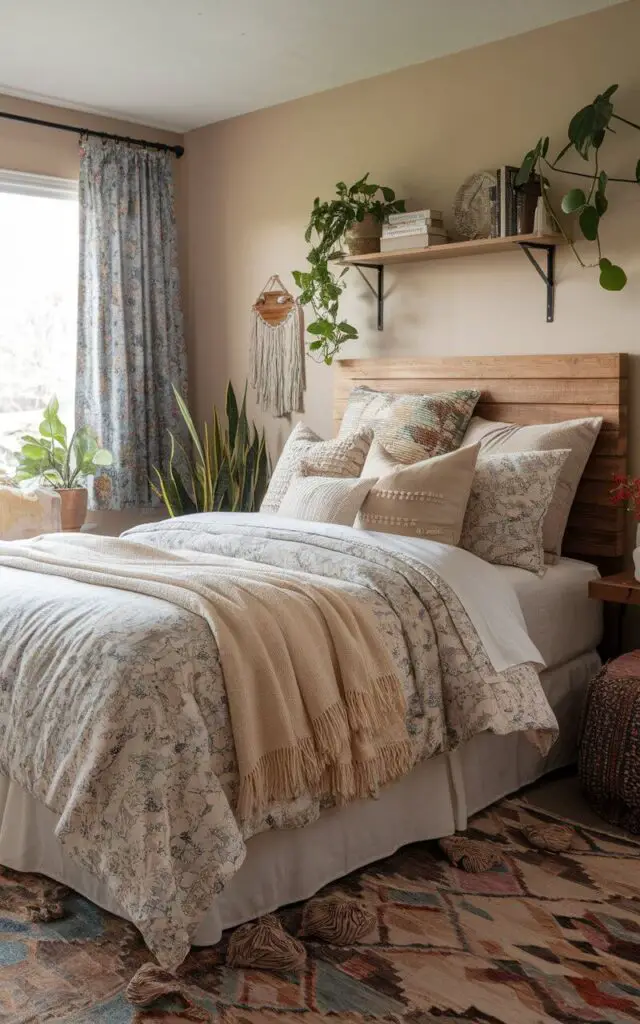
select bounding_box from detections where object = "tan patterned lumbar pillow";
[462,415,603,564]
[277,472,376,526]
[460,449,570,575]
[260,422,373,514]
[356,442,480,545]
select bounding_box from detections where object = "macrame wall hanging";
[250,274,305,417]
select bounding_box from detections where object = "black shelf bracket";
[350,262,384,331]
[518,241,556,323]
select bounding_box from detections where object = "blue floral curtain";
[76,137,187,508]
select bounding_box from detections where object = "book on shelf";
[382,219,444,239]
[387,209,442,225]
[495,166,542,237]
[380,231,448,252]
[496,165,519,237]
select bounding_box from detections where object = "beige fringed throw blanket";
[0,534,411,819]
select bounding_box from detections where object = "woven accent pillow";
[376,389,480,464]
[338,387,480,457]
[260,423,373,514]
[277,472,376,526]
[460,449,570,575]
[463,415,603,564]
[357,442,480,544]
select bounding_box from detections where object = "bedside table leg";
[601,603,626,662]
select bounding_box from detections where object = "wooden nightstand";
[589,571,640,659]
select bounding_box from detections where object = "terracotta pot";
[345,213,381,256]
[58,488,88,531]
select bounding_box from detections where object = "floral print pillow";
[460,449,570,575]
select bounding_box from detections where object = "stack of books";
[380,209,448,252]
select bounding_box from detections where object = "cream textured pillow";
[338,386,397,436]
[460,449,570,575]
[277,473,376,526]
[463,415,602,564]
[260,422,373,514]
[356,442,480,545]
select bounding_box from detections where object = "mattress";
[496,556,602,669]
[0,649,600,947]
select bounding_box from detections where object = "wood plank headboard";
[334,353,628,570]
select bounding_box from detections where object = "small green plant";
[152,382,270,516]
[14,396,113,488]
[293,174,405,364]
[517,84,639,291]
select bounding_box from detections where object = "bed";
[0,352,627,963]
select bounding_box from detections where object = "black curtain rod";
[0,109,185,158]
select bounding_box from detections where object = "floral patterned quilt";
[0,514,557,970]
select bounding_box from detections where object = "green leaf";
[636,158,640,183]
[599,259,627,291]
[20,443,46,460]
[309,340,323,350]
[579,204,600,241]
[225,382,238,451]
[380,186,395,202]
[561,188,587,214]
[595,192,608,216]
[92,449,113,466]
[39,395,67,446]
[598,170,608,192]
[541,136,549,157]
[515,150,536,187]
[601,84,619,100]
[568,91,615,159]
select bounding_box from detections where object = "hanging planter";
[292,175,405,365]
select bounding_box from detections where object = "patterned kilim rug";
[1,797,640,1024]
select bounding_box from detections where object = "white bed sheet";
[0,650,599,947]
[496,557,602,669]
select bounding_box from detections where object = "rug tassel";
[126,962,188,1007]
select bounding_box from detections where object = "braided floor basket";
[578,652,640,834]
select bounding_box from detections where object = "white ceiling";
[0,0,626,132]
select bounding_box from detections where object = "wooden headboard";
[334,353,628,570]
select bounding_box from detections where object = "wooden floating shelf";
[340,233,567,327]
[341,233,566,266]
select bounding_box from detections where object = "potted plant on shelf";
[152,382,270,515]
[293,174,405,365]
[517,84,639,291]
[14,396,113,530]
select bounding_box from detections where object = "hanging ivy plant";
[517,84,639,290]
[293,174,405,365]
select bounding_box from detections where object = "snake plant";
[152,383,270,516]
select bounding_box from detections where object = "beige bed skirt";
[0,650,599,946]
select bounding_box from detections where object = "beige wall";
[0,95,185,532]
[184,0,640,483]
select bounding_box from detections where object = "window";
[0,170,79,475]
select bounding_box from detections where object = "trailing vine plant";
[517,84,639,291]
[292,174,405,364]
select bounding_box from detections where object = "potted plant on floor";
[152,382,270,515]
[13,396,113,530]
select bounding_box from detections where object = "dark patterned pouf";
[578,651,640,834]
